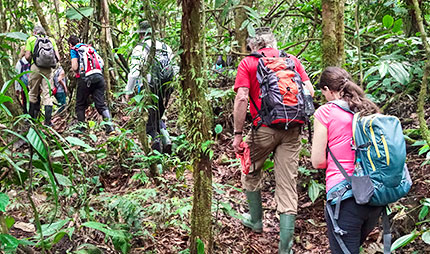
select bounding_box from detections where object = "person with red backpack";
[24,25,60,126]
[232,27,315,254]
[67,35,114,134]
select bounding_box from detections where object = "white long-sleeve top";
[14,57,30,91]
[125,40,178,94]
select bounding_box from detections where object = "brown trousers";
[28,64,53,106]
[242,126,301,214]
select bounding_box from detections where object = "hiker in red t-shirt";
[232,27,314,253]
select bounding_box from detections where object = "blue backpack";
[326,102,411,254]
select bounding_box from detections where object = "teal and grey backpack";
[326,102,412,254]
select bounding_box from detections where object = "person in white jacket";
[125,21,178,153]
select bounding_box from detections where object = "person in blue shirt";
[67,35,114,134]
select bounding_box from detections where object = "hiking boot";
[160,127,172,154]
[101,110,115,135]
[44,105,53,126]
[29,102,40,119]
[242,190,263,233]
[279,213,295,254]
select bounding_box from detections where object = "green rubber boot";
[279,213,295,254]
[241,191,263,233]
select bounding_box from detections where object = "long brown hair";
[319,67,379,116]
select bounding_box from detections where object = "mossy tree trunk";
[180,0,213,253]
[412,0,430,146]
[321,0,345,67]
[30,0,53,37]
[0,0,22,117]
[234,0,253,53]
[100,0,111,103]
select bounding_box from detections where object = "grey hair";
[247,27,277,51]
[33,25,46,36]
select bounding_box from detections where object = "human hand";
[233,134,245,154]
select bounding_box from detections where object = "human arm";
[124,45,145,100]
[55,50,61,62]
[58,69,67,93]
[71,58,78,72]
[24,37,32,61]
[14,61,22,94]
[233,87,249,154]
[311,118,328,168]
[304,80,315,97]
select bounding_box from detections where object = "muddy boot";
[44,105,53,126]
[242,191,263,233]
[101,110,115,135]
[160,127,172,154]
[279,213,295,254]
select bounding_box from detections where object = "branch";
[263,0,290,21]
[280,38,320,51]
[63,0,123,34]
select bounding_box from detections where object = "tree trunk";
[404,0,421,37]
[140,0,159,179]
[100,0,111,104]
[321,0,345,67]
[180,0,213,253]
[0,0,22,117]
[412,0,430,146]
[234,0,253,53]
[30,0,53,37]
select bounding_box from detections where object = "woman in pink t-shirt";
[311,67,383,254]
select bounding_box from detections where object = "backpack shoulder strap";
[279,50,288,57]
[249,52,264,58]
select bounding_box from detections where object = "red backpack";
[249,51,312,130]
[73,44,104,80]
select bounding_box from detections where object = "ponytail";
[340,80,379,116]
[319,67,380,116]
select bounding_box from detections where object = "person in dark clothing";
[67,35,114,134]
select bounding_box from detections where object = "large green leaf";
[419,205,429,221]
[0,234,20,250]
[388,62,410,85]
[0,94,13,105]
[383,15,394,28]
[65,7,94,20]
[378,62,389,79]
[0,192,9,212]
[363,66,379,81]
[391,231,418,251]
[26,128,48,161]
[65,136,93,150]
[393,19,403,33]
[308,180,324,203]
[81,222,123,238]
[40,219,70,238]
[197,238,205,254]
[0,32,29,41]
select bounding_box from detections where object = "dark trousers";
[325,198,384,254]
[75,74,109,122]
[20,90,28,114]
[146,77,173,152]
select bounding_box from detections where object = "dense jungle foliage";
[0,0,429,253]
